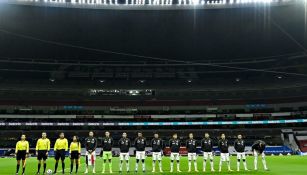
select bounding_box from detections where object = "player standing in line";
[15,134,29,175]
[54,132,68,174]
[218,133,233,172]
[84,131,97,174]
[134,132,146,173]
[169,133,181,172]
[101,131,114,174]
[69,136,81,174]
[36,132,50,175]
[118,132,131,174]
[201,133,215,172]
[234,134,249,171]
[186,133,198,172]
[151,133,164,173]
[252,140,269,171]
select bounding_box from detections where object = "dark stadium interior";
[0,1,307,172]
[0,1,307,101]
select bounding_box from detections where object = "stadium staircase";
[293,130,307,153]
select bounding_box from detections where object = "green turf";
[1,156,306,175]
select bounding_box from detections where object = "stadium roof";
[0,0,306,99]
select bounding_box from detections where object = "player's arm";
[47,139,50,152]
[151,139,154,148]
[78,142,81,154]
[234,140,237,151]
[35,139,39,151]
[54,139,58,151]
[101,138,105,149]
[69,143,72,154]
[26,141,30,157]
[185,140,188,147]
[15,141,19,154]
[218,140,221,149]
[65,139,69,151]
[118,139,121,147]
[144,138,147,146]
[93,138,97,151]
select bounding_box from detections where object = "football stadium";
[0,0,307,174]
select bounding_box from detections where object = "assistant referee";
[15,134,29,175]
[36,132,50,175]
[54,132,68,174]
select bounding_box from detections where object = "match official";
[35,132,50,175]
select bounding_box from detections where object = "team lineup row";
[14,131,269,175]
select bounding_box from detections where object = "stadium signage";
[0,119,306,126]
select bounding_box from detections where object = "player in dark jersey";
[134,132,146,173]
[234,134,249,171]
[218,133,233,172]
[252,140,268,171]
[169,133,181,172]
[201,133,215,172]
[151,133,164,173]
[101,131,114,174]
[118,132,131,173]
[84,131,97,174]
[186,133,198,172]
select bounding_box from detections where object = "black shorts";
[16,150,27,160]
[37,150,48,160]
[55,149,66,161]
[70,151,80,160]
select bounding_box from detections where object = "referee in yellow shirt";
[35,132,50,175]
[54,132,68,174]
[69,136,81,174]
[15,134,29,175]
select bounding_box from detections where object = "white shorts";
[120,152,130,161]
[253,150,265,158]
[188,153,197,161]
[152,152,162,161]
[136,151,146,160]
[237,152,246,160]
[203,152,213,160]
[220,153,230,161]
[85,151,96,165]
[170,153,180,161]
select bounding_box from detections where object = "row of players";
[15,131,268,175]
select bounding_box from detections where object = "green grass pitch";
[1,156,306,175]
